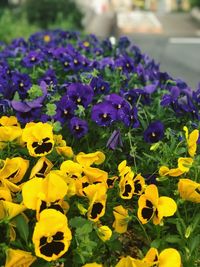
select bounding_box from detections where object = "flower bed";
[0,30,200,267]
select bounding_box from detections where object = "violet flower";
[144,121,165,143]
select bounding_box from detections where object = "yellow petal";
[76,151,105,166]
[178,157,193,172]
[1,201,26,219]
[22,178,43,209]
[115,256,137,267]
[178,179,200,203]
[97,225,112,242]
[82,263,103,267]
[159,248,181,267]
[188,129,199,157]
[5,248,36,267]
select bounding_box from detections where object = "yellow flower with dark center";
[32,209,72,261]
[22,122,54,157]
[60,160,83,179]
[137,184,177,225]
[5,248,36,267]
[30,157,53,179]
[119,171,134,199]
[22,172,68,220]
[143,247,181,267]
[96,225,112,242]
[183,126,199,157]
[83,166,108,184]
[133,174,145,195]
[118,160,132,178]
[112,205,130,234]
[76,151,105,166]
[0,157,29,184]
[54,134,73,158]
[84,183,107,222]
[75,175,90,196]
[178,179,200,203]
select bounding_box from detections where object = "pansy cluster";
[0,30,200,266]
[0,116,200,267]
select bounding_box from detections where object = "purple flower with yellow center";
[122,107,140,128]
[105,93,131,121]
[69,117,88,138]
[38,69,57,86]
[90,77,110,95]
[67,83,93,108]
[54,96,76,124]
[115,56,134,73]
[12,72,32,99]
[144,121,165,143]
[91,102,117,126]
[22,51,44,68]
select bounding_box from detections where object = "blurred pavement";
[83,9,200,89]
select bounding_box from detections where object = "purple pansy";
[12,72,32,99]
[144,121,165,143]
[67,83,94,108]
[69,117,88,138]
[54,96,76,124]
[22,51,44,68]
[106,129,123,150]
[91,102,117,126]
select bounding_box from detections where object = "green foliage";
[25,0,83,29]
[190,0,200,8]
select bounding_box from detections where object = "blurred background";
[0,0,199,88]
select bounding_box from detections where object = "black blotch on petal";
[141,207,154,220]
[53,231,64,241]
[39,236,47,247]
[134,180,142,194]
[40,241,64,257]
[122,184,132,197]
[34,142,53,154]
[90,202,103,219]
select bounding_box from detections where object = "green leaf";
[46,103,57,116]
[69,216,88,228]
[76,223,93,236]
[151,239,161,248]
[52,121,62,132]
[14,214,29,244]
[165,235,182,244]
[28,84,43,99]
[13,91,20,101]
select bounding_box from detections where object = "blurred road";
[84,10,200,89]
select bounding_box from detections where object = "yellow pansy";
[0,200,26,220]
[133,174,145,195]
[119,171,134,199]
[22,122,54,157]
[138,184,177,225]
[96,225,112,242]
[183,126,199,157]
[118,160,132,178]
[0,157,29,184]
[30,157,53,179]
[112,205,130,234]
[84,183,107,222]
[60,160,83,179]
[32,209,72,261]
[22,172,68,219]
[54,134,73,158]
[178,179,200,203]
[0,186,12,202]
[5,248,36,267]
[144,247,181,267]
[0,116,22,144]
[159,157,193,178]
[84,166,108,184]
[76,151,105,166]
[115,256,150,267]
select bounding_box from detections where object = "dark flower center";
[39,231,65,257]
[32,137,53,154]
[90,202,104,219]
[141,200,154,221]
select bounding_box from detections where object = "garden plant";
[0,30,200,267]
